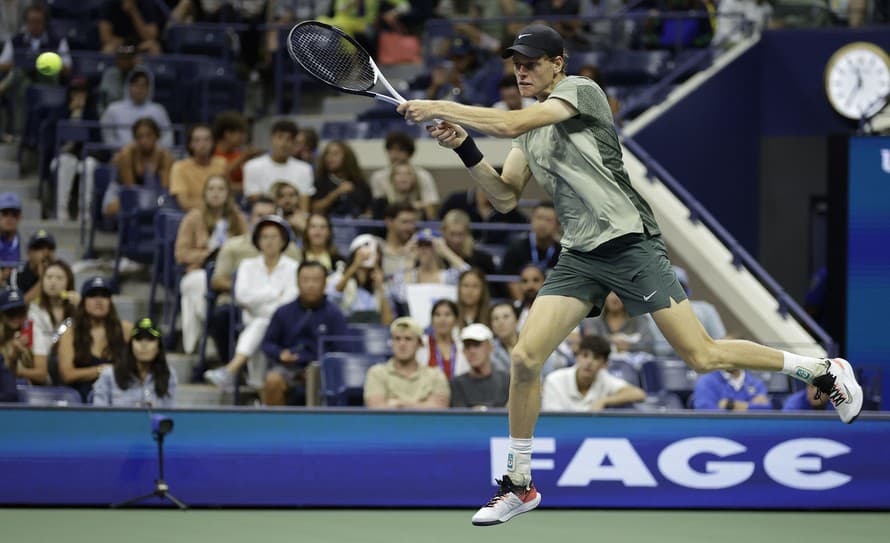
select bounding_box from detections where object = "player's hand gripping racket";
[287,20,443,126]
[287,20,408,107]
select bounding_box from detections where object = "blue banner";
[0,407,887,509]
[847,137,890,409]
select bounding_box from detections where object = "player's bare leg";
[472,295,592,526]
[651,298,862,423]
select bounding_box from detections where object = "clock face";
[825,42,890,120]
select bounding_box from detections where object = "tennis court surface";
[3,508,887,543]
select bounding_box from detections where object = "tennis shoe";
[471,476,541,526]
[812,358,863,424]
[203,367,234,389]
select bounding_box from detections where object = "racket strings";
[288,25,376,92]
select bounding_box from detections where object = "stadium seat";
[641,358,699,403]
[166,24,234,59]
[83,163,117,258]
[602,51,671,85]
[607,359,641,387]
[50,19,100,51]
[197,260,218,375]
[17,385,82,406]
[319,325,392,358]
[147,210,185,349]
[71,52,115,87]
[320,352,386,406]
[111,186,163,290]
[633,391,685,412]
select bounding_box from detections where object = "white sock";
[506,436,533,487]
[781,352,828,384]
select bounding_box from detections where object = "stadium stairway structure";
[0,143,223,407]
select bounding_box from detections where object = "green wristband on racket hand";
[454,135,483,168]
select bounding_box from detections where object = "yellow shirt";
[364,359,450,405]
[169,156,227,210]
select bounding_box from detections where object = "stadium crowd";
[0,0,871,411]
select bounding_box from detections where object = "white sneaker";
[203,367,234,389]
[118,257,145,274]
[471,476,541,526]
[813,358,863,424]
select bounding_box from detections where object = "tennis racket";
[287,20,408,107]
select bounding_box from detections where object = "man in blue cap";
[398,23,864,525]
[15,229,55,303]
[0,192,22,267]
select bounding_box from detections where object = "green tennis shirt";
[513,76,660,252]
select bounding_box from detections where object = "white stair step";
[174,383,225,407]
[167,352,199,386]
[0,178,38,199]
[0,159,19,181]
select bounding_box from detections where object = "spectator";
[327,234,393,326]
[457,268,490,328]
[261,261,350,406]
[14,230,55,304]
[543,335,645,412]
[440,209,497,277]
[293,127,318,164]
[92,317,176,407]
[99,0,162,55]
[693,369,772,411]
[493,75,535,110]
[213,110,260,195]
[368,132,440,210]
[270,181,307,238]
[0,287,42,384]
[319,0,410,50]
[28,259,78,385]
[783,383,835,412]
[649,267,727,357]
[100,67,173,148]
[53,78,100,221]
[489,302,521,374]
[380,202,418,279]
[243,120,314,205]
[418,299,468,379]
[208,197,301,363]
[515,264,545,327]
[364,316,450,409]
[57,277,133,402]
[582,292,655,355]
[0,4,71,132]
[104,117,174,217]
[490,299,573,378]
[0,351,16,402]
[312,140,372,217]
[451,323,510,408]
[204,216,298,389]
[501,202,561,301]
[427,38,502,106]
[389,229,468,312]
[438,187,527,244]
[298,213,343,273]
[0,192,22,267]
[0,4,71,115]
[169,123,227,211]
[175,174,247,354]
[98,45,139,113]
[371,163,434,220]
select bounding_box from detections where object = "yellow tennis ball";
[36,52,62,76]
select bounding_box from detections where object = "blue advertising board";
[0,408,887,509]
[847,137,890,410]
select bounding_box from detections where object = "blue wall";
[1,407,888,509]
[635,28,890,257]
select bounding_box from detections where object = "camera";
[151,415,173,437]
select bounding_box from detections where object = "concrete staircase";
[0,142,228,407]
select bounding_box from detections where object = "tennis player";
[397,24,863,526]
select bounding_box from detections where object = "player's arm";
[399,98,578,139]
[427,124,531,213]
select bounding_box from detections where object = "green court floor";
[2,509,887,543]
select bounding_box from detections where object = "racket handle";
[374,94,403,107]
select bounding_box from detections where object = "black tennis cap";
[501,24,565,59]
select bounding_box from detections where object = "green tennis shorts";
[538,234,687,318]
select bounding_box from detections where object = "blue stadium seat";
[321,121,370,140]
[111,186,162,290]
[50,19,100,51]
[17,385,82,406]
[640,358,699,403]
[71,52,114,86]
[607,359,641,387]
[319,325,392,358]
[167,24,234,59]
[633,391,685,412]
[320,352,386,406]
[47,0,105,19]
[602,51,671,85]
[83,163,117,258]
[147,210,185,349]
